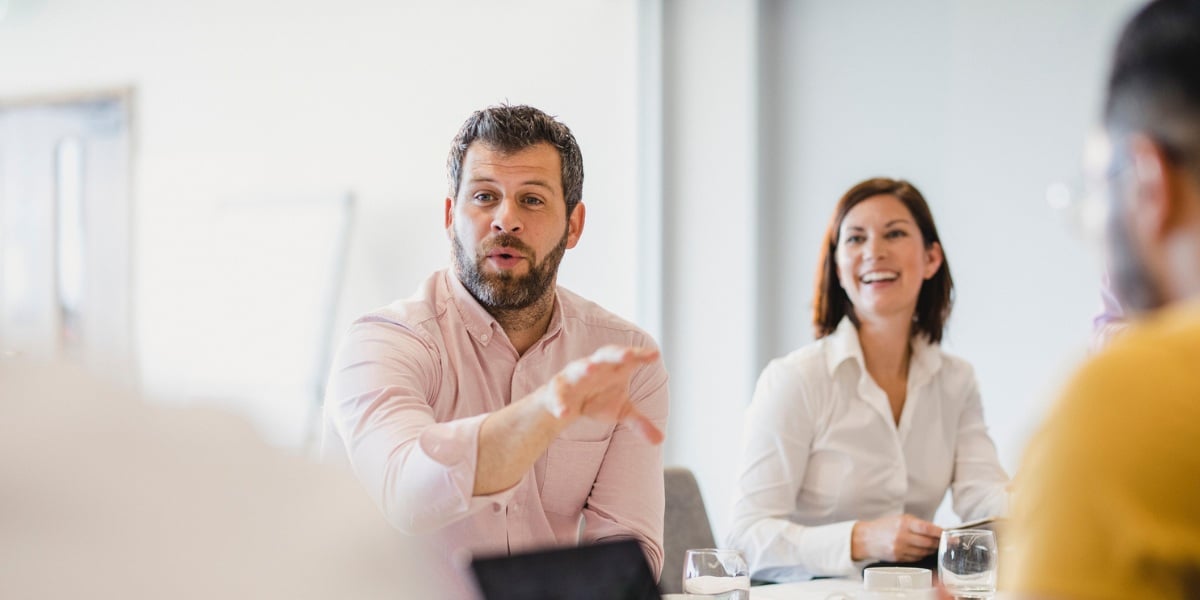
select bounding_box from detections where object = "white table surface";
[663,578,1008,599]
[663,577,862,599]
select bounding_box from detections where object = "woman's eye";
[886,230,908,239]
[844,234,865,244]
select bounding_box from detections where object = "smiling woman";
[725,177,1009,583]
[815,179,953,345]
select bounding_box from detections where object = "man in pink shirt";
[322,104,670,580]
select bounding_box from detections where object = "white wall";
[760,0,1143,476]
[659,0,760,544]
[658,0,1145,539]
[0,0,642,446]
[1,0,1152,551]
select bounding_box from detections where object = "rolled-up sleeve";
[579,347,670,578]
[726,361,865,581]
[323,320,517,534]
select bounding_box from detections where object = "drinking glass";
[682,548,750,599]
[938,529,997,599]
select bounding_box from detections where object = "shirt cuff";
[417,414,524,507]
[399,414,519,529]
[794,520,864,577]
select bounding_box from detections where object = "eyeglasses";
[1049,129,1200,251]
[1045,130,1120,242]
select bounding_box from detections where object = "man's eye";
[523,196,544,206]
[473,193,495,203]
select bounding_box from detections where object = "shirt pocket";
[540,438,611,516]
[797,450,852,517]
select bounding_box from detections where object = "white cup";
[825,567,937,600]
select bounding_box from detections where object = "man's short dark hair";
[1105,0,1200,178]
[447,104,584,215]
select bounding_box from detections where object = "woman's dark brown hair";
[812,177,954,343]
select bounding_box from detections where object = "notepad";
[946,516,1003,531]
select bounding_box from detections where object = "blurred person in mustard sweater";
[1003,1,1200,598]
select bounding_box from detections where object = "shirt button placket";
[891,446,909,506]
[512,360,533,402]
[506,503,523,554]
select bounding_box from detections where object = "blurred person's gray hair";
[1105,0,1200,179]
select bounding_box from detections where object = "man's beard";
[1107,204,1166,313]
[452,230,569,312]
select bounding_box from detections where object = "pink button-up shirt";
[322,269,669,577]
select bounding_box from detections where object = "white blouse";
[725,318,1008,582]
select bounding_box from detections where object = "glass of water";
[939,529,997,599]
[682,548,750,599]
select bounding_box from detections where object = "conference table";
[663,577,1010,598]
[663,577,862,599]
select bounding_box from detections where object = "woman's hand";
[851,514,943,562]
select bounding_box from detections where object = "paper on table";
[946,516,1004,530]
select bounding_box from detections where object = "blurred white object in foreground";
[0,359,441,599]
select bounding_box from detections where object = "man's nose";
[491,197,523,233]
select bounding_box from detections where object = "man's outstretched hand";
[537,345,664,444]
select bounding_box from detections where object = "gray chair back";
[660,466,716,594]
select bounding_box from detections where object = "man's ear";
[566,202,586,249]
[444,197,454,236]
[1128,134,1175,242]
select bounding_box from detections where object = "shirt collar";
[823,316,943,381]
[908,330,943,388]
[534,290,566,349]
[442,269,565,349]
[444,269,497,345]
[823,317,866,376]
